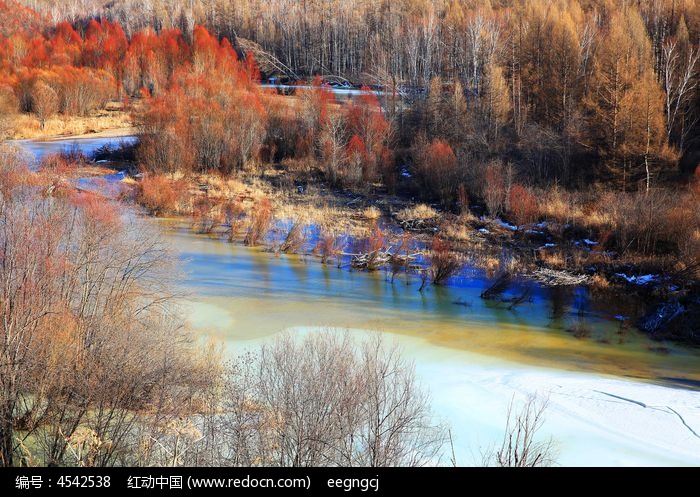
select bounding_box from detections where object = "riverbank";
[6,103,133,140]
[131,168,699,346]
[8,133,698,346]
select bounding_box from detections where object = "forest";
[0,0,699,468]
[2,0,698,298]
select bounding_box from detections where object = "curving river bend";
[15,135,700,466]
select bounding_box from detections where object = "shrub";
[413,136,459,208]
[484,161,506,217]
[244,197,273,246]
[509,183,538,226]
[396,203,438,222]
[279,219,306,253]
[136,173,187,216]
[362,205,381,220]
[429,237,460,285]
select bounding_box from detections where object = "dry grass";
[9,109,133,139]
[536,187,614,230]
[362,205,382,220]
[396,203,438,222]
[538,249,567,269]
[589,273,610,290]
[443,220,473,243]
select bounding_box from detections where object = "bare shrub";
[31,81,59,129]
[0,145,33,196]
[223,200,245,242]
[484,161,507,217]
[359,222,387,271]
[314,229,345,265]
[429,237,461,285]
[192,197,223,234]
[487,395,556,467]
[279,218,306,253]
[0,86,17,139]
[0,181,215,467]
[244,197,273,246]
[389,233,413,283]
[216,332,447,467]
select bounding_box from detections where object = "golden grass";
[361,205,382,220]
[589,273,610,290]
[443,221,473,243]
[396,203,438,222]
[538,249,567,269]
[9,108,133,140]
[537,187,615,230]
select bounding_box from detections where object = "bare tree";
[215,331,447,467]
[0,167,216,467]
[487,394,556,468]
[661,41,699,153]
[32,81,59,129]
[319,112,347,187]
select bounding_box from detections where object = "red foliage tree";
[414,137,459,207]
[508,183,538,226]
[82,19,128,72]
[345,134,368,187]
[347,86,391,183]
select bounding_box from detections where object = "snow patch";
[615,273,659,285]
[495,219,518,231]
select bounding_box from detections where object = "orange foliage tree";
[347,86,392,184]
[509,183,538,226]
[413,136,459,208]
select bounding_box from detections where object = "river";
[15,136,700,466]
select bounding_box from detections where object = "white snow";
[232,326,700,467]
[615,273,659,285]
[478,228,490,234]
[495,219,518,231]
[583,239,598,246]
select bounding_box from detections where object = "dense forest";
[13,0,700,177]
[2,0,698,273]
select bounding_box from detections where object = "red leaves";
[509,184,538,226]
[137,173,188,216]
[347,134,369,161]
[347,85,391,182]
[414,137,458,207]
[82,19,128,71]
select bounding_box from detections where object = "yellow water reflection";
[166,222,700,385]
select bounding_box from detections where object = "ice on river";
[247,326,700,467]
